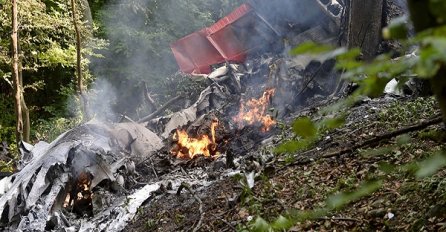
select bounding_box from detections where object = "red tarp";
[171,3,276,74]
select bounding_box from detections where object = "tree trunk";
[430,68,446,124]
[19,70,30,142]
[407,0,446,123]
[70,0,89,120]
[16,26,31,143]
[11,0,23,144]
[20,97,30,142]
[347,0,384,60]
[79,0,93,31]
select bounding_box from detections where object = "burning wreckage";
[0,0,394,230]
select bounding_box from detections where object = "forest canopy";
[0,0,243,144]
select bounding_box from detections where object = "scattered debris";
[0,1,413,231]
[0,142,10,162]
[0,120,162,231]
[171,0,341,74]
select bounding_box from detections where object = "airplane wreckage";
[0,0,410,231]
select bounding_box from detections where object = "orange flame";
[172,119,219,159]
[233,88,276,131]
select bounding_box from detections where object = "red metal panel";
[206,4,258,62]
[206,4,252,34]
[206,26,247,62]
[205,4,253,62]
[170,3,277,74]
[171,29,225,74]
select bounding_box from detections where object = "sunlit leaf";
[289,41,334,56]
[360,146,395,158]
[395,76,410,91]
[416,45,441,78]
[359,75,392,98]
[382,16,409,40]
[275,140,311,154]
[251,217,272,232]
[292,117,317,139]
[327,180,383,209]
[271,215,293,230]
[416,37,446,78]
[416,152,446,178]
[378,162,396,174]
[396,134,411,146]
[320,96,359,115]
[286,208,330,222]
[336,47,362,61]
[319,47,348,60]
[336,59,363,70]
[318,116,346,131]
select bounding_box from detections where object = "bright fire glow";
[233,88,276,131]
[172,119,219,159]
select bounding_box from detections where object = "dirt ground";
[126,96,446,231]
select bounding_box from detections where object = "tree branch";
[285,114,443,168]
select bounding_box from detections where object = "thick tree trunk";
[70,0,89,120]
[11,0,23,144]
[347,0,384,60]
[407,0,446,123]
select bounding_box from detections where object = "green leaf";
[327,180,383,209]
[429,0,446,24]
[396,134,411,146]
[295,208,330,222]
[378,162,396,174]
[251,217,272,232]
[292,117,317,139]
[336,59,363,70]
[382,16,409,40]
[319,47,348,60]
[275,141,299,154]
[416,45,441,78]
[289,41,334,56]
[275,140,312,154]
[320,96,359,115]
[416,37,446,78]
[337,47,362,60]
[360,146,395,158]
[271,215,293,230]
[318,116,346,131]
[359,75,391,98]
[416,152,446,178]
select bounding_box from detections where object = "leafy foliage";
[292,117,317,139]
[91,0,243,116]
[0,0,77,71]
[0,0,106,146]
[255,1,446,230]
[33,116,82,142]
[275,115,344,154]
[415,152,446,178]
[326,180,383,209]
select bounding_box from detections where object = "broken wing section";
[0,120,162,230]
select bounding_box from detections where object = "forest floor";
[126,95,446,231]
